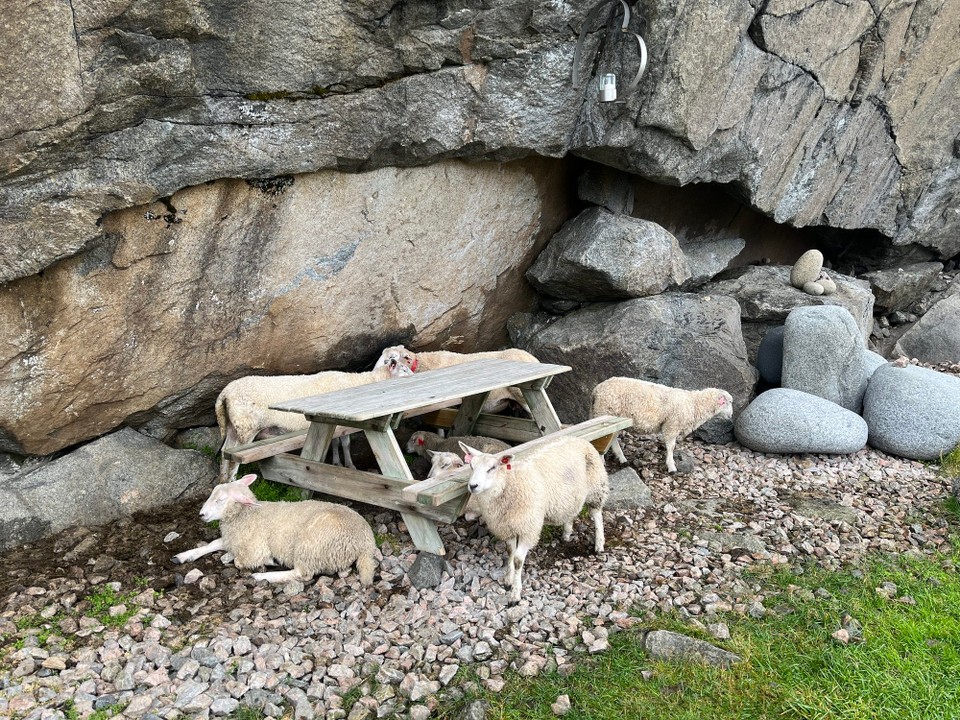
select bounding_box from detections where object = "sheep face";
[427,450,464,477]
[714,390,734,420]
[459,442,511,494]
[199,473,259,522]
[407,431,428,454]
[376,345,419,373]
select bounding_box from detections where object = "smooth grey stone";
[782,305,867,412]
[643,630,741,668]
[734,388,868,455]
[407,552,447,589]
[606,467,653,510]
[863,364,960,461]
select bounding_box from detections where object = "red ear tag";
[506,464,512,470]
[417,438,424,445]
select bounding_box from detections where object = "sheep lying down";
[172,474,379,586]
[592,376,733,473]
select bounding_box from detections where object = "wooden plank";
[269,359,570,422]
[420,409,544,443]
[400,513,446,555]
[401,469,471,505]
[258,454,461,523]
[451,392,489,436]
[301,422,336,462]
[520,386,563,434]
[363,428,414,482]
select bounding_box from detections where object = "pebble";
[1,427,954,717]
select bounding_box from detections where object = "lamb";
[591,376,733,473]
[214,349,413,481]
[374,345,539,412]
[407,430,511,458]
[425,450,465,477]
[172,473,379,585]
[459,437,609,604]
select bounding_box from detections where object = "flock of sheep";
[175,345,733,604]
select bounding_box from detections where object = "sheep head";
[713,390,734,420]
[459,441,513,494]
[427,450,464,477]
[199,473,259,522]
[375,345,419,373]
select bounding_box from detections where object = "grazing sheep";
[591,377,733,473]
[172,474,378,585]
[374,345,538,412]
[215,350,413,481]
[459,437,609,604]
[407,430,511,458]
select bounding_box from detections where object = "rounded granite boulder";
[735,388,869,455]
[863,363,960,461]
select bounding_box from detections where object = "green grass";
[249,476,306,503]
[940,443,960,478]
[448,547,960,720]
[84,585,146,628]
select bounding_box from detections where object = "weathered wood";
[301,422,336,462]
[419,409,544,443]
[224,401,463,462]
[258,454,462,523]
[269,359,570,421]
[404,416,633,507]
[519,386,563,434]
[364,428,414,482]
[399,513,446,555]
[451,392,490,436]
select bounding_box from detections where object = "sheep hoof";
[507,599,519,608]
[171,557,182,565]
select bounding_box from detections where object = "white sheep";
[172,474,379,585]
[459,437,609,605]
[215,350,413,481]
[425,450,465,477]
[591,377,733,473]
[407,430,511,458]
[374,345,539,412]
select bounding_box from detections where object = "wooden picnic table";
[224,358,630,562]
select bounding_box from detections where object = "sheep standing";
[591,377,733,473]
[172,474,379,585]
[215,350,413,481]
[407,430,511,458]
[374,345,538,412]
[459,437,609,605]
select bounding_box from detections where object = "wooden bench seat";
[400,414,632,508]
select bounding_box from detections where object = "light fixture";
[572,0,649,103]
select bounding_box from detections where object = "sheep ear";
[426,449,438,458]
[239,473,257,486]
[458,441,481,458]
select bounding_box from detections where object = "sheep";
[425,450,465,477]
[374,345,539,413]
[591,377,733,473]
[458,437,609,604]
[172,473,379,585]
[215,350,413,481]
[407,430,511,458]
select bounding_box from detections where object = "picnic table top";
[270,358,570,423]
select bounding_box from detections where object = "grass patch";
[457,548,960,720]
[249,476,306,503]
[84,585,145,628]
[940,443,960,478]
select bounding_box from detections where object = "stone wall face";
[0,159,569,455]
[2,0,958,286]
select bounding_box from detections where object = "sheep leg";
[340,434,356,469]
[590,507,605,553]
[562,521,574,542]
[172,537,226,565]
[330,437,343,466]
[509,541,532,606]
[503,537,517,587]
[251,569,303,583]
[609,437,628,464]
[664,435,678,473]
[219,426,242,481]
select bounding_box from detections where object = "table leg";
[451,391,490,436]
[364,425,446,557]
[520,384,563,435]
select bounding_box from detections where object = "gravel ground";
[2,375,958,719]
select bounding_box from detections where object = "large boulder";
[734,389,869,455]
[514,293,757,424]
[0,159,568,455]
[2,0,959,285]
[861,262,944,313]
[526,207,691,301]
[894,294,960,365]
[863,364,960,461]
[781,305,867,412]
[0,428,215,550]
[701,265,874,363]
